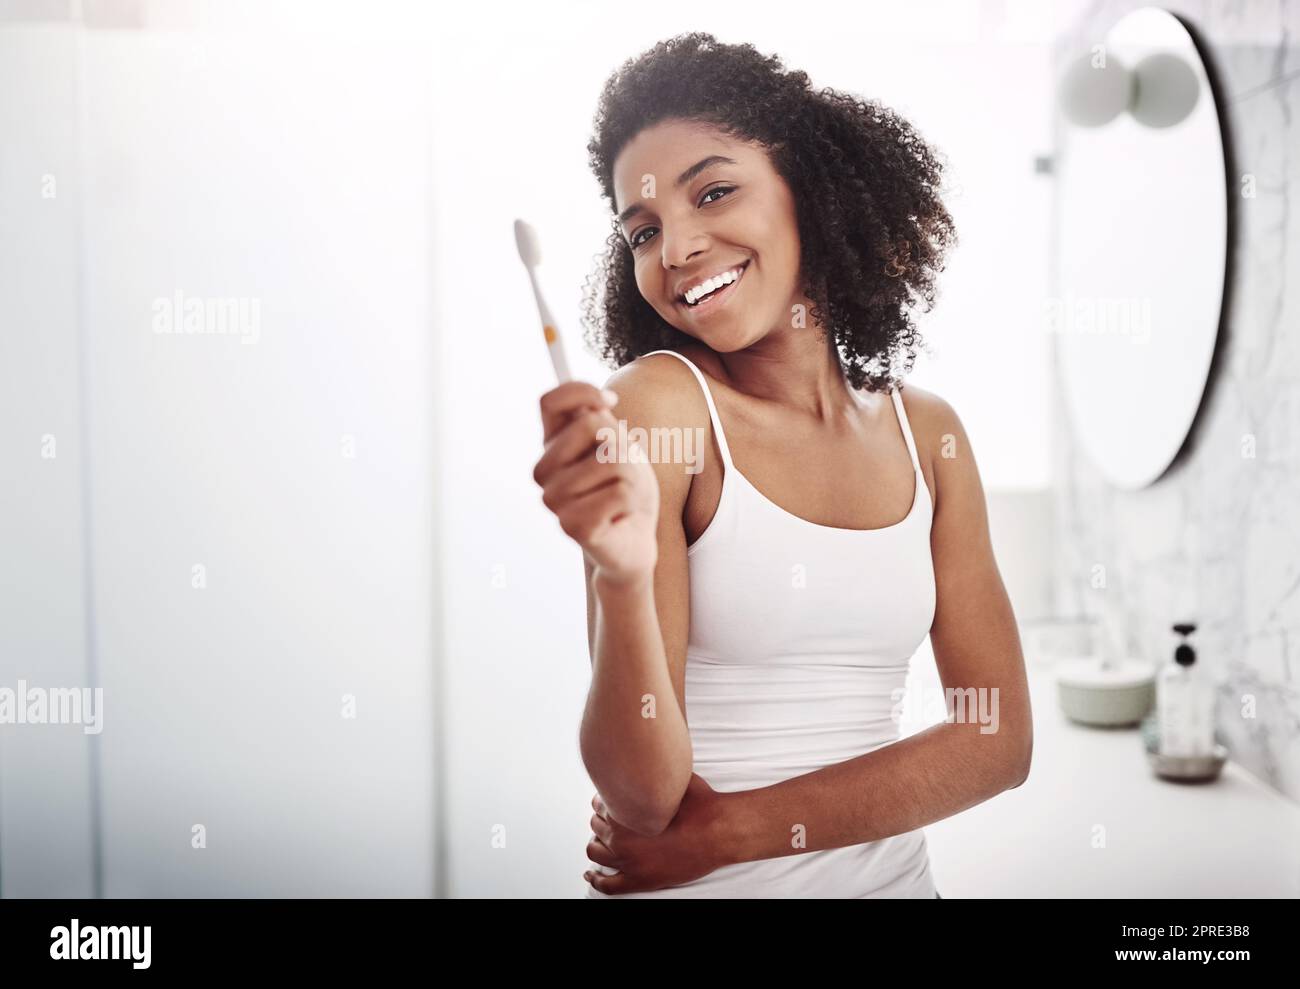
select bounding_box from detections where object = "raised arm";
[535,356,703,835]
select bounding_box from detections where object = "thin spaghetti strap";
[890,385,922,473]
[639,350,735,470]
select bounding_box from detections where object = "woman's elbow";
[1006,731,1033,789]
[596,783,687,837]
[621,804,677,837]
[581,754,692,836]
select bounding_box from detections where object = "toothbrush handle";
[528,270,571,384]
[547,329,572,383]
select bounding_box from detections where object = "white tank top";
[586,348,938,898]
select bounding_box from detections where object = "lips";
[677,260,749,316]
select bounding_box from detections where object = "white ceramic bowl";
[1055,656,1156,727]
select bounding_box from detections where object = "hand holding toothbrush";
[517,219,660,587]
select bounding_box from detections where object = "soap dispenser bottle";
[1157,622,1215,758]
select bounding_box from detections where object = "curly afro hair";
[581,32,956,392]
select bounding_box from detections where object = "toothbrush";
[514,218,572,384]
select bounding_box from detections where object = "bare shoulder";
[599,352,719,518]
[893,381,979,503]
[894,380,963,451]
[600,351,712,433]
[894,381,987,523]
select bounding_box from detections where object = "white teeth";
[684,265,743,306]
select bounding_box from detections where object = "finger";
[590,812,614,845]
[533,406,621,484]
[585,869,637,895]
[585,835,620,870]
[555,482,633,546]
[540,382,618,443]
[540,451,632,513]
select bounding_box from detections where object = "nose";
[660,215,710,271]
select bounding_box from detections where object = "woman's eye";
[630,227,657,249]
[700,185,735,205]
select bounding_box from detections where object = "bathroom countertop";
[917,658,1300,898]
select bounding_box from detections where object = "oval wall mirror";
[1053,6,1228,490]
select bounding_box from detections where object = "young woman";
[532,33,1032,897]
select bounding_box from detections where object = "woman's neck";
[713,327,855,423]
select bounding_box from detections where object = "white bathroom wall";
[0,18,98,898]
[1,1,440,896]
[434,0,1064,897]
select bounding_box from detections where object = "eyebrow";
[617,155,738,227]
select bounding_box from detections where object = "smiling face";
[612,118,811,353]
